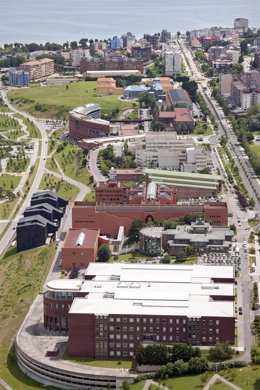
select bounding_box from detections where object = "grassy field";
[210,380,233,390]
[220,366,260,389]
[39,173,79,201]
[0,114,21,131]
[0,174,21,192]
[127,381,146,390]
[14,113,41,138]
[54,143,92,186]
[0,245,59,390]
[193,121,213,136]
[250,144,260,158]
[63,348,135,369]
[0,198,19,219]
[45,157,60,174]
[2,129,27,141]
[146,373,213,390]
[8,81,129,119]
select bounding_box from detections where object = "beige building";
[96,78,123,96]
[220,73,233,96]
[20,58,54,80]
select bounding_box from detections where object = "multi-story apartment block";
[143,33,160,49]
[121,32,136,47]
[165,51,182,76]
[160,29,171,43]
[131,43,152,61]
[80,58,144,74]
[70,49,91,67]
[234,18,249,32]
[96,77,123,96]
[20,58,54,80]
[9,68,29,86]
[110,36,123,50]
[43,263,235,358]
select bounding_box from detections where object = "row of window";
[109,326,188,333]
[109,317,187,324]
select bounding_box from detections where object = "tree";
[208,343,234,362]
[170,344,201,363]
[188,357,208,373]
[182,80,198,102]
[230,223,237,235]
[135,344,168,365]
[160,255,171,264]
[97,245,111,262]
[122,381,130,390]
[128,220,145,243]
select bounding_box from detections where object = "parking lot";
[199,252,242,271]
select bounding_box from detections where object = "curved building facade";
[69,104,110,141]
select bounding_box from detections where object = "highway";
[178,39,254,360]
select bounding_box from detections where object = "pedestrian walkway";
[0,377,14,390]
[143,379,171,390]
[203,374,242,390]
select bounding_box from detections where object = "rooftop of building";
[63,228,100,249]
[167,88,192,104]
[125,85,148,92]
[46,263,235,318]
[159,108,193,122]
[21,58,54,66]
[17,214,56,228]
[71,103,100,116]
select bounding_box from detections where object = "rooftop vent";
[76,232,85,246]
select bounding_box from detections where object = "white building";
[165,50,182,76]
[70,49,91,67]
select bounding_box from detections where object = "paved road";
[87,147,108,182]
[179,39,253,360]
[0,377,13,390]
[0,88,48,258]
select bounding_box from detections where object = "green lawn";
[127,381,146,390]
[220,365,260,390]
[147,373,213,390]
[0,114,21,131]
[8,81,129,119]
[63,350,135,369]
[0,245,59,390]
[0,174,21,192]
[193,121,213,136]
[14,113,41,138]
[250,144,260,158]
[3,129,27,141]
[84,189,96,201]
[45,157,60,175]
[0,198,19,219]
[210,380,233,390]
[109,252,148,263]
[39,173,79,201]
[54,143,92,186]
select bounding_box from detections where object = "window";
[209,328,212,333]
[162,319,166,324]
[216,320,219,325]
[122,351,128,357]
[136,326,140,332]
[143,327,146,332]
[136,318,140,323]
[176,319,179,324]
[202,337,206,342]
[110,334,114,339]
[116,343,121,348]
[182,336,186,341]
[202,320,206,325]
[209,337,213,342]
[116,351,121,356]
[183,328,186,333]
[183,319,186,324]
[129,326,134,332]
[116,318,120,322]
[143,318,147,323]
[150,318,153,323]
[109,343,114,347]
[156,327,159,333]
[122,327,127,332]
[169,336,173,341]
[163,327,166,332]
[116,334,121,340]
[110,351,115,356]
[122,318,127,323]
[129,343,134,348]
[123,343,127,348]
[129,334,134,340]
[129,351,134,357]
[129,318,134,323]
[176,336,179,341]
[209,320,213,325]
[216,328,219,334]
[110,326,114,331]
[202,328,206,333]
[156,335,160,341]
[176,327,179,333]
[169,319,173,324]
[156,318,160,324]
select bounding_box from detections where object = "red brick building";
[61,228,100,270]
[80,58,144,74]
[158,108,195,134]
[43,263,235,358]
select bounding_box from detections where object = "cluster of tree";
[252,282,259,310]
[135,343,201,366]
[115,75,142,88]
[35,54,65,66]
[138,91,157,115]
[127,220,145,243]
[182,80,198,102]
[98,143,136,176]
[208,342,234,362]
[0,55,26,68]
[234,186,249,209]
[155,357,209,379]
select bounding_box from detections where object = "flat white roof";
[47,263,234,318]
